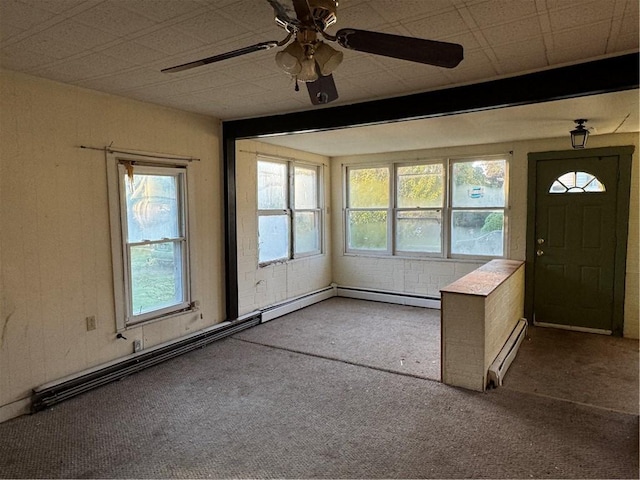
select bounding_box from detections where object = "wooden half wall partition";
[440,260,525,392]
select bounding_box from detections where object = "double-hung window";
[396,163,444,254]
[450,158,507,257]
[109,156,191,328]
[345,155,508,258]
[257,158,322,264]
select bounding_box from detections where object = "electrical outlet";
[133,339,142,353]
[86,315,96,331]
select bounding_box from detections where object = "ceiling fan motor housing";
[309,0,338,31]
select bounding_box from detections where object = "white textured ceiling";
[1,0,638,121]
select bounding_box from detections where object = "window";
[257,158,322,264]
[549,171,605,193]
[450,158,506,257]
[345,156,508,258]
[108,155,192,328]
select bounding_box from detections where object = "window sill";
[118,304,200,332]
[341,251,503,264]
[258,252,325,268]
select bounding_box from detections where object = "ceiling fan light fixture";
[570,119,589,149]
[275,41,304,74]
[298,57,319,82]
[314,41,343,75]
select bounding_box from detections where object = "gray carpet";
[0,298,638,479]
[235,297,441,380]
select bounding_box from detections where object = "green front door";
[533,155,619,332]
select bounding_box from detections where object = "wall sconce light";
[570,119,589,149]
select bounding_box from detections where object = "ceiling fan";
[161,0,464,106]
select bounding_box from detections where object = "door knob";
[536,249,544,257]
[537,238,545,245]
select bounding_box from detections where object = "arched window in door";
[549,171,606,194]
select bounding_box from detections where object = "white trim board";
[534,321,612,335]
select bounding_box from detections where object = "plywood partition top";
[440,259,524,297]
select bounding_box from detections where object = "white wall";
[0,71,225,421]
[236,140,332,316]
[331,132,639,338]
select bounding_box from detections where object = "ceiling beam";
[223,52,639,140]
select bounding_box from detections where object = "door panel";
[534,156,618,331]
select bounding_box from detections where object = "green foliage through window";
[345,157,507,257]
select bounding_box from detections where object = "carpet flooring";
[0,298,637,479]
[235,297,441,380]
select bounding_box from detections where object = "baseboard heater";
[337,286,440,309]
[261,286,336,322]
[31,315,260,412]
[487,318,528,388]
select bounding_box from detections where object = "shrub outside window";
[258,158,322,264]
[345,156,508,258]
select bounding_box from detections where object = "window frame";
[107,153,194,331]
[344,164,393,255]
[448,156,509,259]
[394,160,446,257]
[257,156,323,266]
[344,154,510,260]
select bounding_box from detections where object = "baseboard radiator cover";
[337,286,440,309]
[261,286,337,323]
[487,318,528,388]
[31,315,261,412]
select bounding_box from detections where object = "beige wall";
[0,71,225,420]
[331,132,639,338]
[236,140,332,316]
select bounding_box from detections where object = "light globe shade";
[298,57,319,82]
[275,42,304,75]
[314,42,343,76]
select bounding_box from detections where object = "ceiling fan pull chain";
[294,79,300,92]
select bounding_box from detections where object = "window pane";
[451,159,506,207]
[451,210,504,256]
[258,161,287,209]
[347,210,387,250]
[294,211,319,254]
[125,173,179,243]
[130,242,184,315]
[348,167,389,208]
[294,166,318,209]
[259,214,289,263]
[549,171,606,194]
[396,210,442,253]
[397,164,443,208]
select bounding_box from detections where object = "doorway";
[526,146,634,335]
